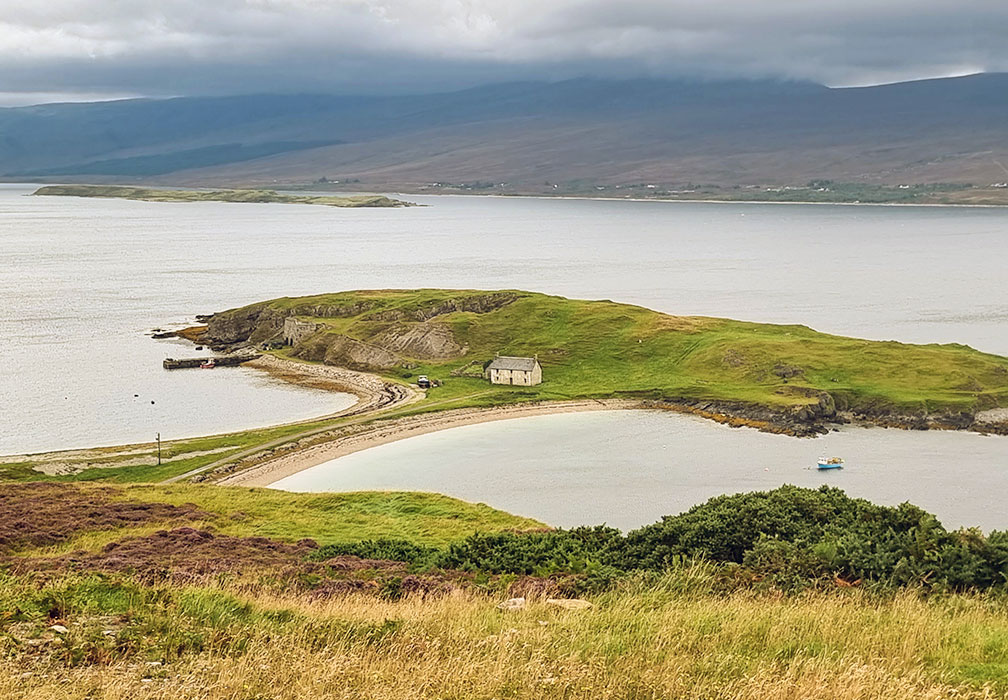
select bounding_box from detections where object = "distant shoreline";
[433,191,1008,209]
[521,193,1008,208]
[13,181,1008,208]
[276,181,1008,208]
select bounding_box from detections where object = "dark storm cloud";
[0,1,1005,101]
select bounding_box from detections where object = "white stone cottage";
[485,354,542,386]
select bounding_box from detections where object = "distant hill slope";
[3,74,1008,189]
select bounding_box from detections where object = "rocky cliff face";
[292,334,404,371]
[203,300,382,349]
[201,291,513,370]
[202,303,278,348]
[289,322,467,372]
[370,323,464,360]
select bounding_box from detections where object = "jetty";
[163,354,260,370]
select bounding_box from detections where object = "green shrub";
[393,487,1008,593]
[438,526,623,575]
[311,539,440,570]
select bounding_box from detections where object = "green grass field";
[1,482,543,557]
[126,484,544,546]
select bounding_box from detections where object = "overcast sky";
[1,1,1005,105]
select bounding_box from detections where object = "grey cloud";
[0,1,1005,99]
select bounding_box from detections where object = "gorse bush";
[319,487,1008,592]
[439,526,624,575]
[619,485,1008,590]
[310,538,441,569]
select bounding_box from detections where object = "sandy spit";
[218,399,642,488]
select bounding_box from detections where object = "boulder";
[497,597,526,611]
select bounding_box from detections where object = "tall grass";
[4,572,1007,699]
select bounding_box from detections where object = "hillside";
[200,289,1008,433]
[2,481,1007,698]
[4,74,1008,195]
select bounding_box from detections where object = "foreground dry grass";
[6,576,1007,700]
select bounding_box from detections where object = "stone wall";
[283,317,323,346]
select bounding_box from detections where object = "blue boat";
[817,456,844,470]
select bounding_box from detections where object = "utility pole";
[157,432,161,465]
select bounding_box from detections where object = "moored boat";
[817,456,844,470]
[200,359,216,369]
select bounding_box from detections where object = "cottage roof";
[487,355,538,372]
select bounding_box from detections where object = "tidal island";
[32,184,412,207]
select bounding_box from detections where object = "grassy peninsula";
[208,289,1008,421]
[32,184,410,207]
[4,289,1007,485]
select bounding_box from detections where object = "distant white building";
[485,354,542,386]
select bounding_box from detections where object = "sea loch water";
[272,410,1008,532]
[1,183,1006,525]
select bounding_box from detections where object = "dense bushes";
[312,538,441,568]
[316,487,1008,592]
[439,526,624,575]
[618,486,1008,589]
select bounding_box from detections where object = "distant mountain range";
[3,74,1008,193]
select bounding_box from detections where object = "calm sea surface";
[2,182,1006,523]
[273,410,1008,532]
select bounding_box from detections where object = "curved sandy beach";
[217,398,643,487]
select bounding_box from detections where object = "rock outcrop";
[363,292,519,322]
[200,291,516,369]
[646,391,841,437]
[283,317,323,346]
[370,322,465,360]
[292,334,404,371]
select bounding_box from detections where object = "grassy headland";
[0,481,542,554]
[205,289,1008,423]
[32,184,410,207]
